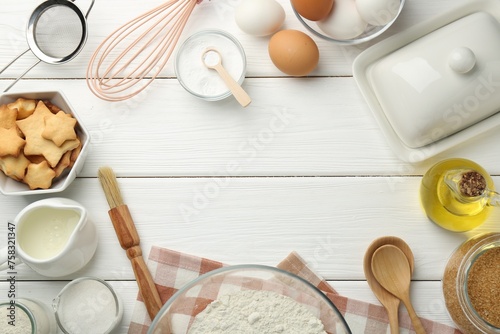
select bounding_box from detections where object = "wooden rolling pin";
[98,167,162,320]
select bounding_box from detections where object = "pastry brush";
[98,166,162,320]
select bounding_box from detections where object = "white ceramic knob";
[448,47,476,73]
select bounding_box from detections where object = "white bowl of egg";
[291,0,405,45]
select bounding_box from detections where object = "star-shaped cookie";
[0,127,25,157]
[42,111,77,146]
[7,98,36,120]
[0,152,30,181]
[53,150,72,177]
[17,101,79,167]
[0,104,18,129]
[24,161,56,190]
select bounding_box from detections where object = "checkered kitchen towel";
[128,247,461,334]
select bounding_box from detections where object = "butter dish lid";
[353,0,500,162]
[369,11,500,148]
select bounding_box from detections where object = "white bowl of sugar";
[53,277,123,334]
[175,30,247,102]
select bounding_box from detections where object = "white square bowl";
[0,91,90,195]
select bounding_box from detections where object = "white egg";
[356,0,401,26]
[235,0,285,37]
[317,0,367,40]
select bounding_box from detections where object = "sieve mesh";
[33,5,84,59]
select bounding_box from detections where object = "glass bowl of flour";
[148,265,352,334]
[175,30,247,102]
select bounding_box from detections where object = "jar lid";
[353,0,500,162]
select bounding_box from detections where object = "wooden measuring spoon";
[363,236,415,334]
[371,245,426,334]
[202,48,251,107]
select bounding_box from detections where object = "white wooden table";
[1,0,499,333]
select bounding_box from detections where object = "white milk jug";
[0,198,98,277]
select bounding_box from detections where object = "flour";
[176,31,245,97]
[0,303,32,334]
[0,299,58,334]
[188,290,327,334]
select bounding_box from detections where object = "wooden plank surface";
[0,0,498,333]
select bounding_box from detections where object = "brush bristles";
[98,167,124,208]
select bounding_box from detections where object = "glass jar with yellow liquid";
[420,158,500,231]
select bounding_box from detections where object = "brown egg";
[268,30,319,76]
[291,0,334,21]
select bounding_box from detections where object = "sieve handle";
[3,59,41,93]
[75,0,95,19]
[67,0,94,19]
[0,49,30,76]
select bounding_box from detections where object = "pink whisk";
[86,0,203,102]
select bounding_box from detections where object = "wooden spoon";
[371,245,426,334]
[363,237,415,334]
[201,48,251,107]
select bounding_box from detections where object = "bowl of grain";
[148,264,352,334]
[442,233,500,333]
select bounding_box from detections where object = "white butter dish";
[353,0,500,162]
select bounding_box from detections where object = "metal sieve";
[0,0,94,92]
